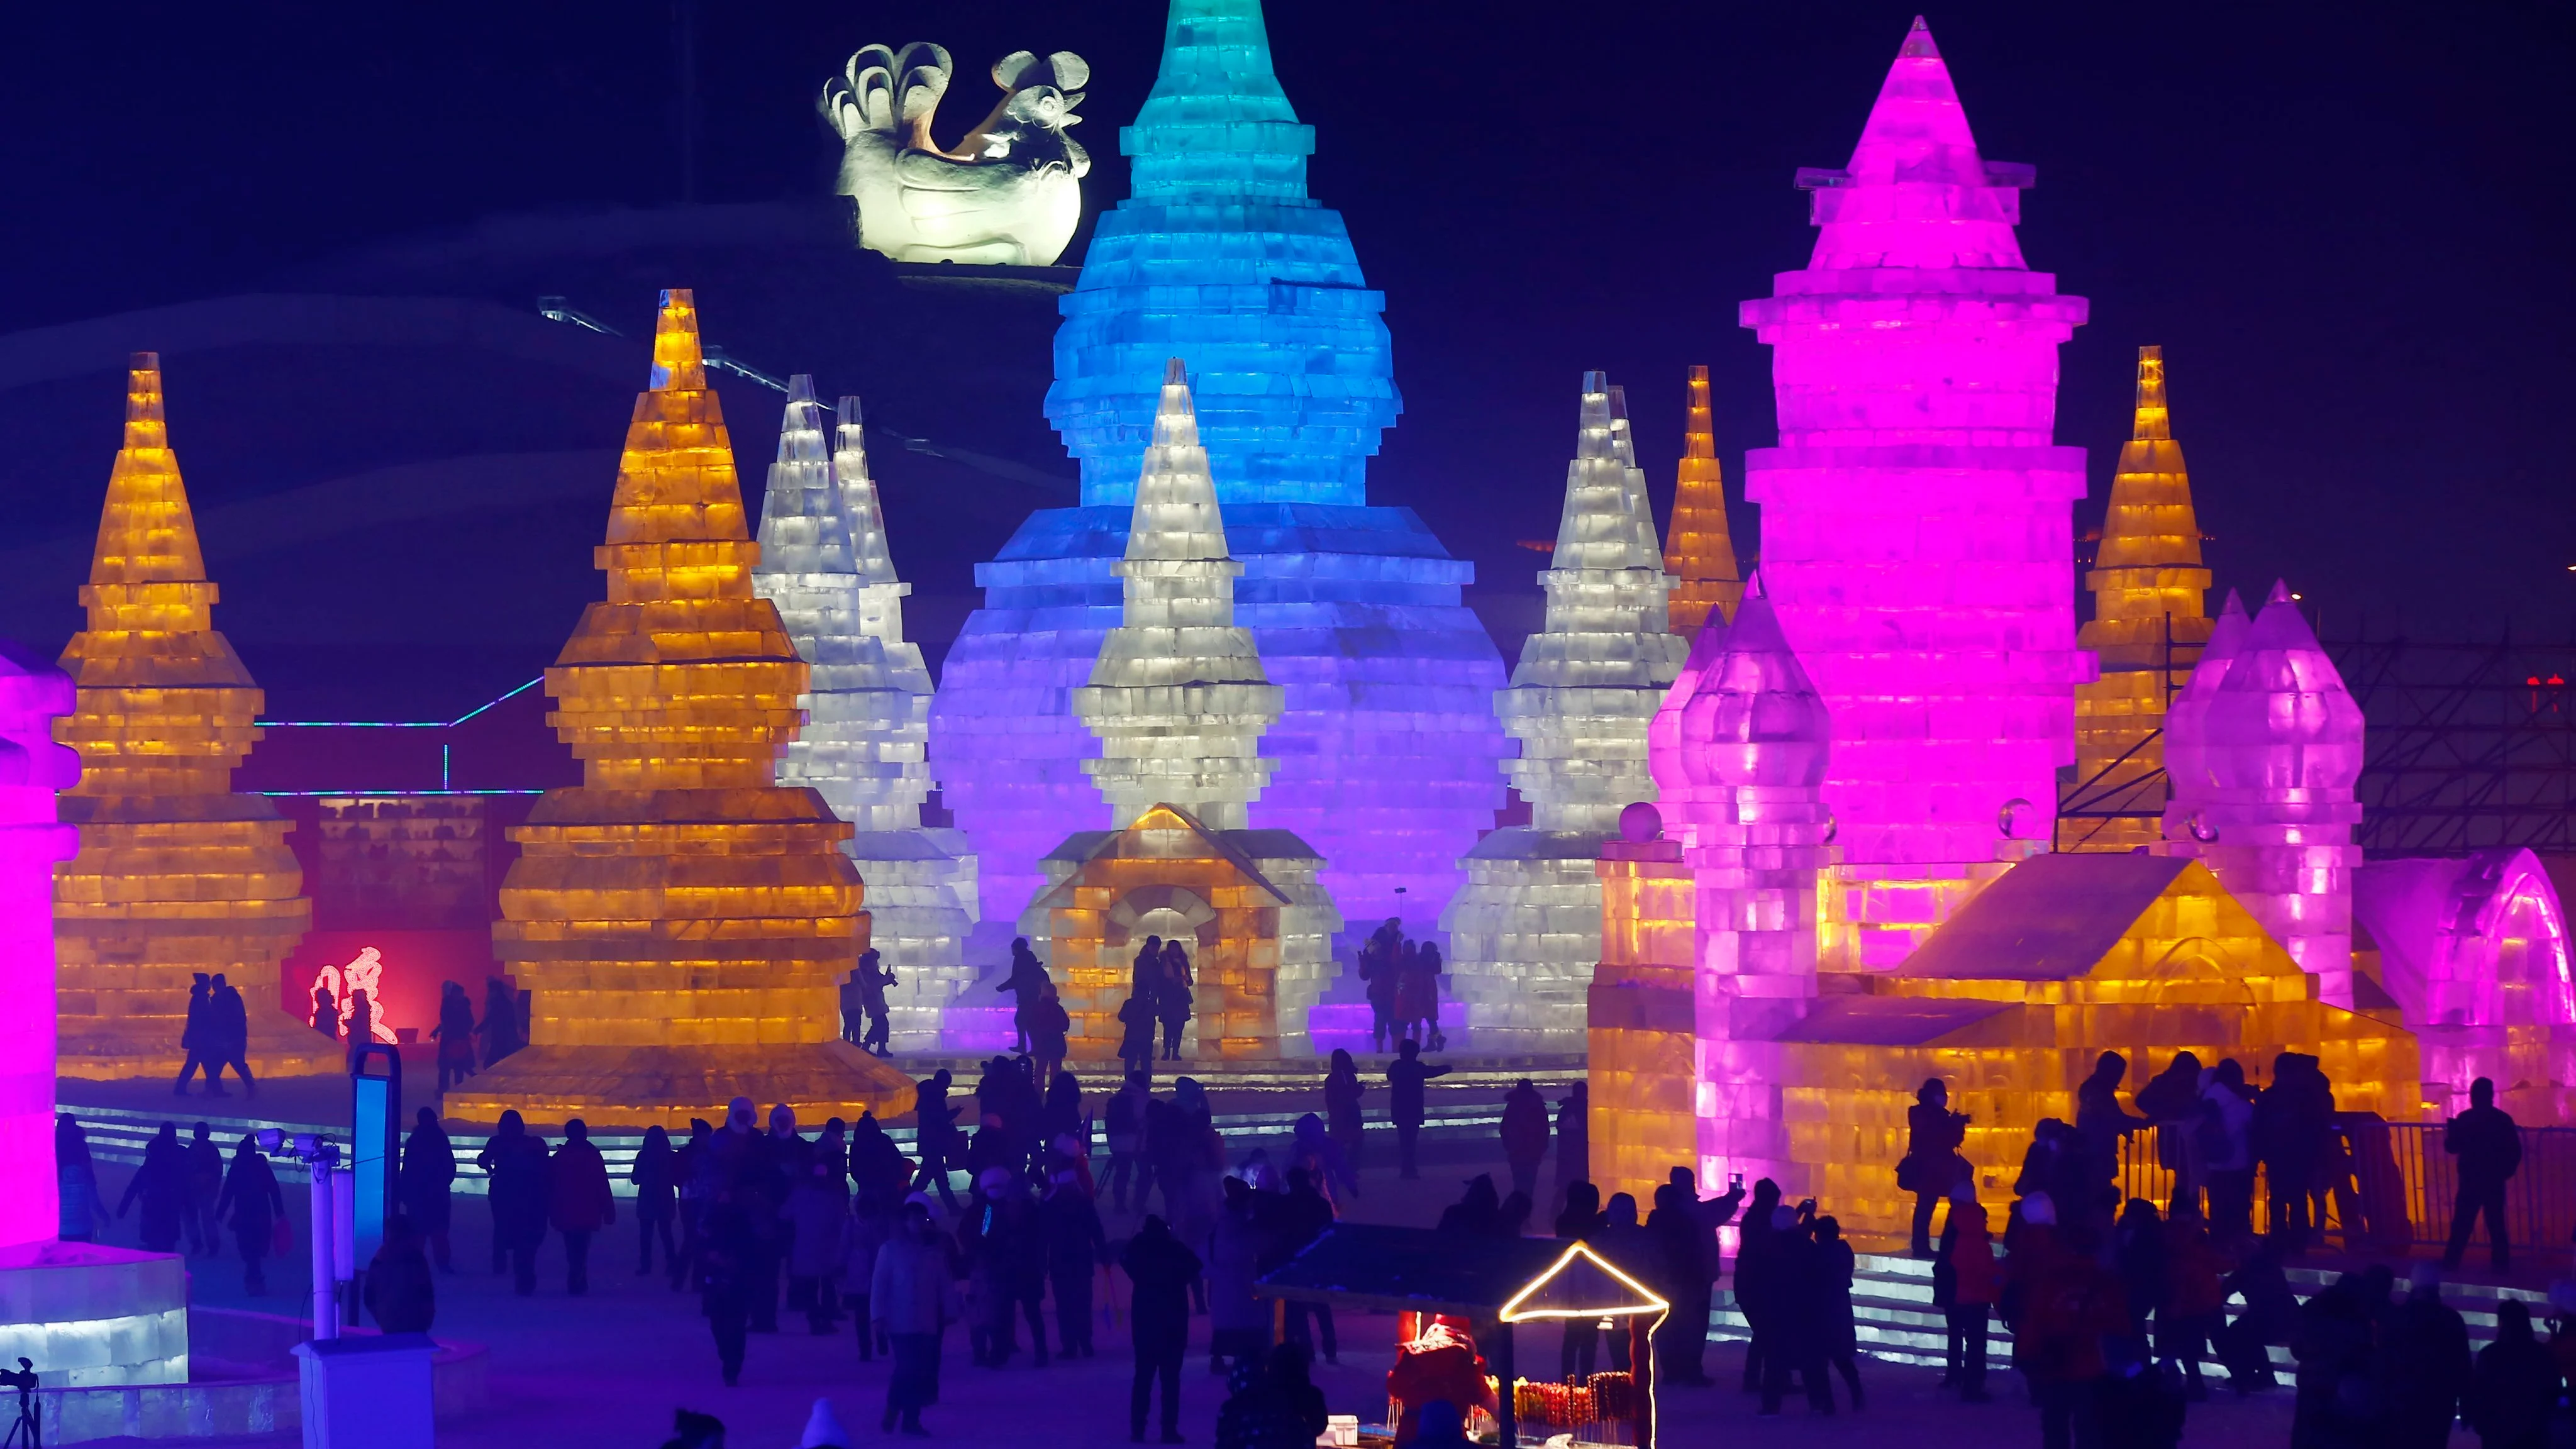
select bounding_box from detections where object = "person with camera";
[1901,1078,1971,1258]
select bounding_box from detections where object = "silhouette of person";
[173,973,213,1095]
[1385,1039,1450,1180]
[208,974,253,1096]
[2441,1076,2521,1272]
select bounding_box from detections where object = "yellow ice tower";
[447,291,911,1130]
[53,355,338,1080]
[1662,365,1743,634]
[2065,347,2213,850]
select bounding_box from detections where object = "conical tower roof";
[2162,589,2250,798]
[2204,583,2363,783]
[57,354,263,796]
[550,289,807,791]
[1664,365,1743,634]
[753,375,860,581]
[1547,372,1663,575]
[1677,576,1831,792]
[2085,347,2212,663]
[1651,607,1736,791]
[1124,0,1311,202]
[833,397,901,589]
[1811,16,2027,271]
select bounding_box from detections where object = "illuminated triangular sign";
[1497,1242,1670,1324]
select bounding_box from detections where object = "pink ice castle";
[1739,16,2094,966]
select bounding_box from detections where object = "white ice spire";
[1074,358,1284,831]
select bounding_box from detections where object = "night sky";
[3,0,2570,716]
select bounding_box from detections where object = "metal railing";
[2116,1117,2576,1266]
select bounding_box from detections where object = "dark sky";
[4,0,2571,668]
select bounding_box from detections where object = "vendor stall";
[1255,1224,1668,1449]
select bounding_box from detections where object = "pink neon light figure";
[2163,582,2364,1006]
[1739,17,2092,960]
[0,648,79,1250]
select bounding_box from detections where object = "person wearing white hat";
[796,1397,850,1449]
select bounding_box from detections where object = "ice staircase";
[1709,1250,2551,1374]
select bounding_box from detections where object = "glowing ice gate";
[931,0,1509,950]
[752,378,978,1050]
[1443,374,1683,1048]
[1738,16,2092,969]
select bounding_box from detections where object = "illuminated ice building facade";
[751,379,980,1051]
[929,0,1511,974]
[1443,375,1684,1050]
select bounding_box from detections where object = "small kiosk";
[1255,1225,1668,1449]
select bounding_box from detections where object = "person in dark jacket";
[1811,1216,1864,1409]
[632,1123,679,1276]
[116,1122,189,1252]
[1385,1040,1450,1180]
[1498,1079,1550,1203]
[2381,1264,2473,1449]
[2215,1236,2297,1392]
[432,980,479,1092]
[1902,1078,1970,1255]
[911,1070,963,1211]
[2112,1197,2167,1340]
[398,1106,457,1271]
[1555,1184,1606,1379]
[547,1118,616,1294]
[182,1123,225,1257]
[213,1134,285,1294]
[1758,1206,1829,1415]
[1030,988,1073,1091]
[996,937,1052,1053]
[1647,1183,1714,1387]
[173,974,214,1095]
[364,1212,437,1333]
[853,947,897,1057]
[477,1111,549,1294]
[1124,1214,1204,1443]
[2132,1052,2206,1214]
[2290,1274,2379,1449]
[2468,1299,2562,1449]
[477,977,521,1067]
[2256,1053,2336,1252]
[696,1187,758,1387]
[1733,1178,1784,1391]
[2441,1077,2521,1272]
[1041,1165,1108,1357]
[1157,941,1194,1062]
[206,974,255,1096]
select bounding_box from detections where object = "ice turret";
[2165,583,2363,1004]
[752,379,979,1049]
[1663,366,1743,634]
[52,355,337,1080]
[1445,373,1688,1048]
[1072,360,1284,831]
[1739,16,2092,967]
[2067,348,2214,849]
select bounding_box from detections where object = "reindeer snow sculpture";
[823,43,1091,266]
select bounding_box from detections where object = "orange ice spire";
[1662,365,1743,634]
[452,289,910,1130]
[2064,346,2215,850]
[53,354,336,1078]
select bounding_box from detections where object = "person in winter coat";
[174,975,214,1094]
[839,1187,896,1362]
[117,1123,189,1252]
[2215,1236,2297,1392]
[2198,1063,2258,1246]
[1385,1040,1450,1180]
[214,1133,286,1294]
[1902,1078,1971,1256]
[2381,1264,2473,1449]
[183,1123,225,1257]
[478,1110,550,1294]
[1359,921,1403,1053]
[205,975,255,1095]
[996,938,1052,1053]
[2441,1077,2522,1272]
[1028,986,1072,1087]
[432,980,479,1092]
[963,1167,1048,1366]
[1104,1072,1152,1211]
[1552,1085,1588,1216]
[1497,1079,1550,1203]
[1811,1217,1865,1409]
[2290,1274,2379,1449]
[631,1124,679,1277]
[2014,1222,2128,1449]
[2156,1201,2231,1398]
[2113,1197,2167,1340]
[1552,1183,1607,1379]
[2256,1053,2336,1252]
[399,1107,457,1272]
[55,1116,108,1243]
[1208,1176,1272,1375]
[2132,1052,2206,1214]
[1041,1166,1108,1357]
[1124,1214,1205,1443]
[545,1118,615,1295]
[2468,1299,2562,1449]
[1157,943,1195,1062]
[1935,1191,2000,1400]
[1289,1113,1358,1209]
[1731,1178,1785,1391]
[364,1212,437,1333]
[1757,1206,1829,1416]
[2073,1053,2148,1225]
[1324,1051,1366,1171]
[477,977,521,1067]
[1647,1183,1714,1387]
[783,1158,849,1333]
[874,1200,958,1433]
[853,947,897,1057]
[697,1187,758,1387]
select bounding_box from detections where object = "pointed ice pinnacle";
[1074,358,1283,832]
[1664,365,1742,636]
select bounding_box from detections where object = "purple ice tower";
[1740,18,2094,966]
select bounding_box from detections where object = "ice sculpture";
[752,379,979,1051]
[2163,582,2364,1006]
[1663,366,1743,635]
[1739,17,2093,969]
[2355,848,2576,1122]
[822,44,1091,266]
[1662,582,1833,1191]
[52,355,338,1080]
[2067,347,2212,850]
[1444,374,1685,1048]
[447,291,912,1129]
[931,0,1509,945]
[1028,360,1336,1055]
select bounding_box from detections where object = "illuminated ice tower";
[1663,366,1743,635]
[1739,18,2093,967]
[449,292,911,1128]
[2163,583,2363,1006]
[932,0,1510,952]
[1444,374,1685,1048]
[2065,347,2211,850]
[1653,580,1833,1190]
[752,379,979,1050]
[53,355,337,1079]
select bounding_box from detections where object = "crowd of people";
[1356,918,1446,1053]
